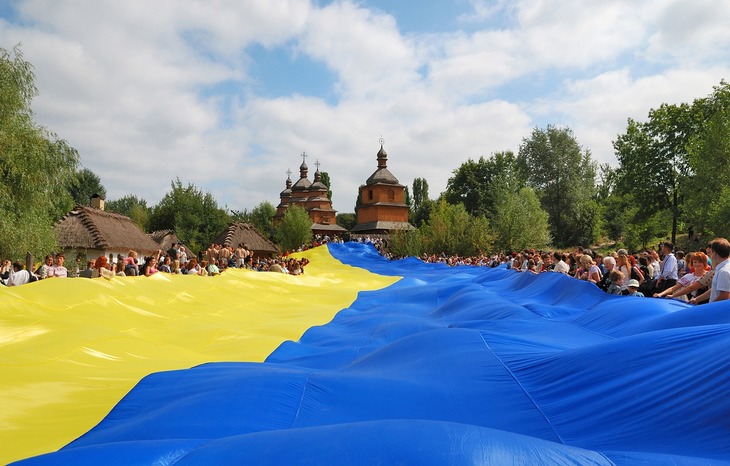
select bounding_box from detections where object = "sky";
[1,0,729,215]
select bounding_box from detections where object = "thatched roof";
[55,205,161,255]
[148,230,181,252]
[213,223,279,256]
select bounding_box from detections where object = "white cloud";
[532,66,730,165]
[458,0,514,23]
[646,0,730,64]
[299,1,421,99]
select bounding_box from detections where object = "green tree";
[684,82,730,237]
[320,171,333,202]
[444,151,525,219]
[388,229,423,258]
[250,201,276,236]
[410,177,431,226]
[706,186,730,239]
[596,163,617,202]
[624,209,671,251]
[68,167,106,206]
[613,101,701,244]
[491,186,551,252]
[147,179,229,254]
[420,200,491,256]
[444,157,490,217]
[251,201,276,238]
[0,45,79,260]
[336,213,357,230]
[275,204,312,251]
[412,198,435,228]
[518,126,598,247]
[598,192,630,243]
[230,201,276,237]
[354,189,362,212]
[229,208,250,223]
[412,178,429,212]
[106,195,150,230]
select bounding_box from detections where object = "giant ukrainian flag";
[3,243,730,465]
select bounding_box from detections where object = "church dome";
[310,168,328,191]
[365,142,400,185]
[280,174,292,197]
[292,154,312,190]
[366,167,400,185]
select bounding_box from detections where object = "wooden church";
[273,154,347,237]
[350,141,413,235]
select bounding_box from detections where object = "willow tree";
[0,45,79,260]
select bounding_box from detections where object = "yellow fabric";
[0,246,399,464]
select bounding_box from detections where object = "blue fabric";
[16,243,730,465]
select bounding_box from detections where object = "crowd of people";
[4,235,730,305]
[388,239,730,304]
[0,241,312,286]
[0,234,357,287]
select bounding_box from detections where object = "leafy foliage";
[705,186,730,239]
[320,171,333,202]
[420,200,491,257]
[106,195,150,230]
[410,178,432,227]
[518,126,597,247]
[231,201,276,237]
[613,80,730,245]
[491,187,551,252]
[388,229,423,258]
[684,83,730,237]
[68,167,106,206]
[0,45,79,260]
[444,152,520,218]
[411,178,429,212]
[412,198,435,228]
[147,179,229,255]
[275,204,312,251]
[336,213,357,231]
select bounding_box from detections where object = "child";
[627,278,644,297]
[606,269,624,295]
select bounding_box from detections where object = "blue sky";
[1,0,729,214]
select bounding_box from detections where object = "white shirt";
[710,258,730,302]
[650,260,660,279]
[48,265,68,278]
[554,260,569,274]
[7,269,30,286]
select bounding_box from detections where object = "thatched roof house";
[55,205,161,261]
[213,223,279,258]
[148,230,181,252]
